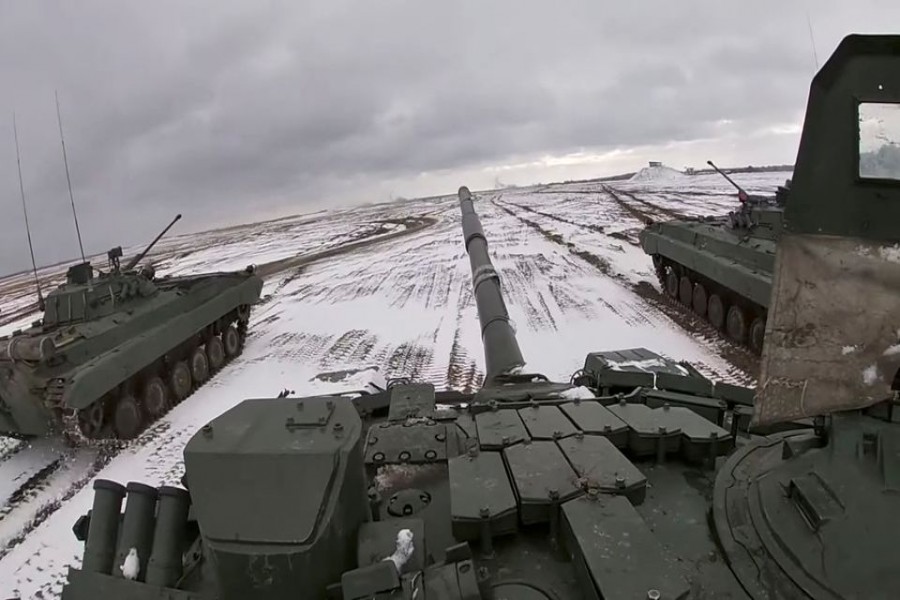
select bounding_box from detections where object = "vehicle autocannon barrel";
[124,213,182,272]
[458,185,525,384]
[0,334,56,362]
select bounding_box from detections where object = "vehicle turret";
[0,212,263,441]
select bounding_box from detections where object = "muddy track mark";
[254,216,437,280]
[606,185,681,219]
[601,186,659,224]
[493,197,756,383]
[386,343,434,381]
[492,200,614,277]
[631,280,759,383]
[446,327,470,390]
[0,448,115,561]
[454,360,483,394]
[0,440,26,465]
[501,199,606,235]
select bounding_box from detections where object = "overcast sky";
[0,1,897,274]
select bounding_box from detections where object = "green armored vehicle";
[59,35,900,599]
[0,214,263,442]
[639,161,790,354]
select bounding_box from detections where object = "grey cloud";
[1,0,898,275]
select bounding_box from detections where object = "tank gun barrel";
[707,160,749,202]
[457,186,525,384]
[124,213,182,272]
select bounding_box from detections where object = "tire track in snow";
[489,196,755,385]
[501,198,607,235]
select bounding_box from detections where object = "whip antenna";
[55,90,86,264]
[805,11,819,70]
[12,113,45,310]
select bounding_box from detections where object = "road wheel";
[707,294,725,330]
[726,305,748,344]
[114,393,144,440]
[143,376,169,419]
[692,283,708,317]
[207,336,226,372]
[191,347,210,385]
[223,325,240,357]
[665,268,679,298]
[237,304,251,321]
[169,361,192,402]
[652,256,666,284]
[77,403,105,438]
[749,317,766,355]
[678,276,693,306]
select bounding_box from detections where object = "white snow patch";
[881,244,900,263]
[857,244,900,263]
[347,368,387,394]
[560,386,595,400]
[436,403,468,411]
[842,345,859,355]
[383,528,415,571]
[884,344,900,357]
[607,357,689,376]
[862,364,880,386]
[120,547,139,580]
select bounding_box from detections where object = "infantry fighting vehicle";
[639,158,790,354]
[59,34,900,599]
[0,214,263,441]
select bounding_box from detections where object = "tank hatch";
[714,413,900,598]
[563,494,690,600]
[184,396,361,544]
[183,396,368,598]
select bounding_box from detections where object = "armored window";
[858,102,900,181]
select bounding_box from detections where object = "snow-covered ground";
[0,169,789,598]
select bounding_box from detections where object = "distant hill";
[629,164,686,183]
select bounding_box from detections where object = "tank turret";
[58,33,900,600]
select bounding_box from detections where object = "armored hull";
[639,204,782,354]
[640,209,781,354]
[0,265,263,441]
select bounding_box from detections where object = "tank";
[57,34,900,599]
[638,160,790,354]
[0,214,264,442]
